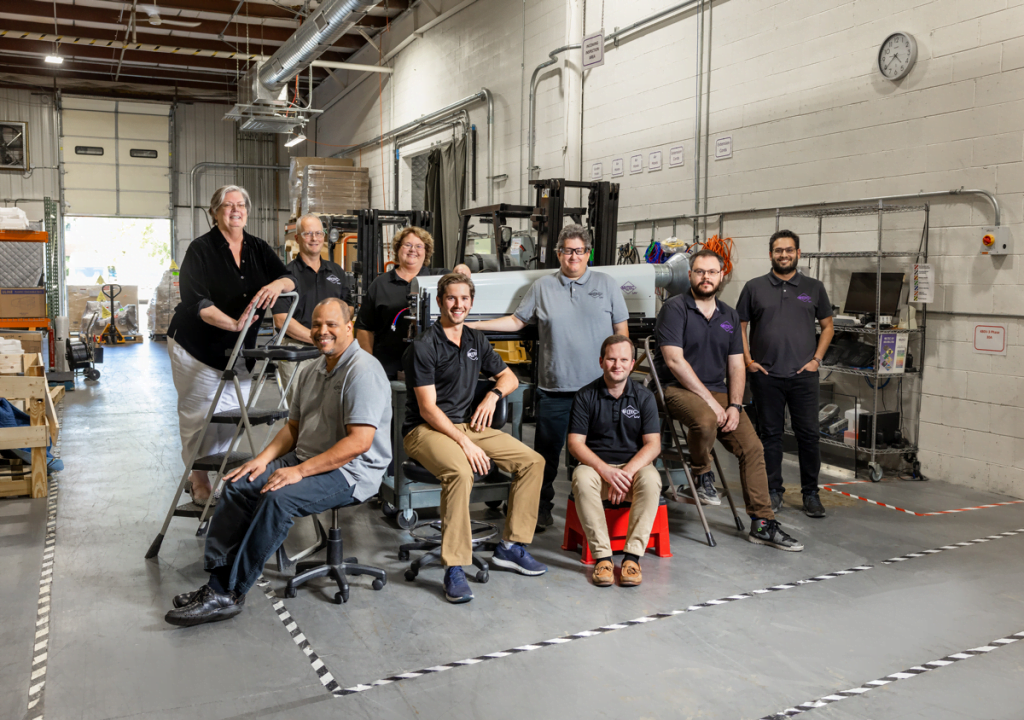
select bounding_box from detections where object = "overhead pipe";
[525,0,702,188]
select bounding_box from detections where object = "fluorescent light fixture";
[45,55,64,64]
[284,132,306,148]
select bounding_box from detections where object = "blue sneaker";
[491,543,547,576]
[443,567,474,604]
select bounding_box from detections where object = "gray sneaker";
[770,491,784,513]
[695,471,721,506]
[748,518,804,552]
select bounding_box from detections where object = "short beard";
[691,282,719,300]
[771,258,796,275]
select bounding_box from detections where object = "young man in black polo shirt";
[654,249,803,551]
[567,335,661,587]
[737,230,835,518]
[271,214,352,398]
[403,273,546,604]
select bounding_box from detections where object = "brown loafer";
[592,560,614,587]
[620,559,642,587]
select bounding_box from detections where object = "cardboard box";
[68,285,138,332]
[0,288,46,318]
[288,157,368,217]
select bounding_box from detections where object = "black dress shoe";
[173,587,246,609]
[165,585,244,627]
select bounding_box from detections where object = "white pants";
[168,336,252,470]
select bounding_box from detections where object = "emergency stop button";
[983,233,996,247]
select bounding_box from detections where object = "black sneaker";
[769,491,784,513]
[695,471,721,506]
[748,518,804,552]
[173,587,246,609]
[536,508,554,531]
[165,585,244,627]
[803,492,826,518]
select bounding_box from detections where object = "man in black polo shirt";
[737,229,835,518]
[567,335,661,587]
[403,273,546,604]
[272,214,352,398]
[654,249,803,552]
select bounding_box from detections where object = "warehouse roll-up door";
[62,98,170,218]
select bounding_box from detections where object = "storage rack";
[780,201,928,481]
[0,227,51,333]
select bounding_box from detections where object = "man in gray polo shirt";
[469,224,629,528]
[737,229,834,518]
[165,297,392,627]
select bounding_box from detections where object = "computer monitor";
[843,272,905,316]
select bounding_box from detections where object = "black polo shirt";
[568,377,660,464]
[736,272,832,378]
[168,226,293,370]
[653,292,744,393]
[355,266,449,379]
[270,256,352,330]
[402,321,507,436]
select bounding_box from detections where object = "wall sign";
[629,154,643,174]
[590,162,603,180]
[911,263,933,303]
[669,145,685,167]
[649,150,663,172]
[611,158,624,177]
[715,136,733,160]
[974,324,1007,355]
[582,30,605,69]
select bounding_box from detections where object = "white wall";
[0,88,60,223]
[316,0,1024,496]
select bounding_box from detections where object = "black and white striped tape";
[881,528,1024,565]
[760,630,1024,719]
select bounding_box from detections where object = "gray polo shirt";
[736,271,832,378]
[289,341,393,502]
[514,269,629,392]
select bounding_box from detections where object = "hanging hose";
[700,234,735,276]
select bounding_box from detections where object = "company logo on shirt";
[622,404,640,419]
[720,322,735,334]
[588,289,604,299]
[797,293,812,303]
[620,281,637,295]
[327,274,342,285]
[467,348,478,360]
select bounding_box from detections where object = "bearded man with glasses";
[653,249,804,552]
[272,214,353,400]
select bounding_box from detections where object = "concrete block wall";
[314,0,1024,497]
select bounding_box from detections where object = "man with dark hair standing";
[469,224,629,529]
[567,335,661,587]
[737,230,835,518]
[654,249,803,551]
[403,273,546,604]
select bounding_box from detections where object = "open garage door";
[62,97,170,218]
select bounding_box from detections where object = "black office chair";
[284,502,387,604]
[398,379,511,584]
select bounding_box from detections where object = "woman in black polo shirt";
[167,185,295,503]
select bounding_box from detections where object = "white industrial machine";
[407,254,690,339]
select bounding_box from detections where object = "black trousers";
[534,389,576,514]
[749,371,821,496]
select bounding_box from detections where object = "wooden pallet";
[0,353,58,499]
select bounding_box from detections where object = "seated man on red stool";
[567,335,662,587]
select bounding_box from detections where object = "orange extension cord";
[701,234,736,276]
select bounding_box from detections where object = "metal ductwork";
[257,0,379,95]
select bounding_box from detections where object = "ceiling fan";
[137,4,202,27]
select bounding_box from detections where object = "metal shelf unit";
[779,201,928,480]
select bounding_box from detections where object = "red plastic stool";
[562,496,672,565]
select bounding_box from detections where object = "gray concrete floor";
[3,339,1024,719]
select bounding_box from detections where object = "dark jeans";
[749,371,821,496]
[534,388,576,514]
[204,451,357,596]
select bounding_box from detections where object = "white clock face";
[879,32,917,80]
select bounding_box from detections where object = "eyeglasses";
[772,247,797,255]
[299,231,325,239]
[401,243,426,252]
[558,247,589,256]
[219,202,247,211]
[691,269,721,278]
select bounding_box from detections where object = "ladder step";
[210,408,289,425]
[192,451,251,471]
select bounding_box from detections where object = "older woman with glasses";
[355,226,469,380]
[167,185,295,503]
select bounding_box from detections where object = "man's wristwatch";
[490,388,503,400]
[728,403,744,413]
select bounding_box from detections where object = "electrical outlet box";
[981,227,1012,256]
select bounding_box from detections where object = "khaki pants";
[276,340,316,405]
[662,385,773,521]
[571,463,661,559]
[404,423,544,567]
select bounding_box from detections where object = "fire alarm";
[981,227,1012,256]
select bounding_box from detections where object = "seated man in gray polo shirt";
[165,297,392,627]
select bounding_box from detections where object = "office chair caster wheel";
[381,500,398,518]
[372,578,385,591]
[476,570,489,583]
[404,568,417,582]
[335,590,349,604]
[869,463,883,483]
[397,510,418,530]
[85,368,100,381]
[284,587,298,599]
[398,549,410,561]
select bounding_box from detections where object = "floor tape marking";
[821,480,1024,517]
[759,630,1024,719]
